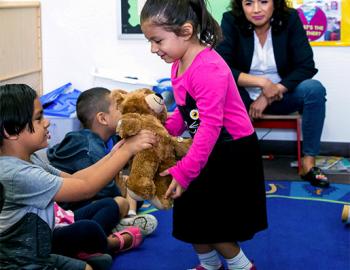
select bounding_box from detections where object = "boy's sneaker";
[116,214,158,236]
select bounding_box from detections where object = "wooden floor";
[263,155,350,185]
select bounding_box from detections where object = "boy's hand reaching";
[161,170,185,199]
[110,139,126,155]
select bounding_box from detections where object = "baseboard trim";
[259,140,350,157]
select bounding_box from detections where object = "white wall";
[36,0,350,143]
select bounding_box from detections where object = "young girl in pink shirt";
[140,1,267,269]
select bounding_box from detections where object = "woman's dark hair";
[0,84,37,146]
[230,0,290,35]
[141,0,222,48]
[76,87,111,129]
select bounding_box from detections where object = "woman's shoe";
[112,226,143,253]
[301,167,330,188]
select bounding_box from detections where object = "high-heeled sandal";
[300,167,330,188]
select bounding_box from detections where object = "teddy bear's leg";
[127,150,159,200]
[127,189,146,202]
[150,159,174,210]
[150,197,168,210]
[152,174,173,209]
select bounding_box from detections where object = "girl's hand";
[161,170,185,199]
[122,130,157,155]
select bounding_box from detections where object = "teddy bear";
[111,88,192,210]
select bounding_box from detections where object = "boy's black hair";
[76,87,111,129]
[230,0,290,35]
[141,0,222,48]
[0,84,37,147]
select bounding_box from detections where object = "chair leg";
[296,118,302,173]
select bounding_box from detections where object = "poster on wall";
[119,0,350,46]
[290,0,350,46]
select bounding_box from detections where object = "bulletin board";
[118,0,231,39]
[290,0,350,46]
[119,0,350,46]
[0,1,43,94]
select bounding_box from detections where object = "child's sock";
[197,250,222,270]
[226,249,252,270]
[127,209,137,217]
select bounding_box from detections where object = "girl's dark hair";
[230,0,290,35]
[0,84,37,146]
[141,0,222,48]
[76,87,111,129]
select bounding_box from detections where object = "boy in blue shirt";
[47,87,157,235]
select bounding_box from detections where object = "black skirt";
[172,133,268,244]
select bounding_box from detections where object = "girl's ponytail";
[189,0,222,47]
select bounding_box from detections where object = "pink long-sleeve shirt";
[165,47,254,189]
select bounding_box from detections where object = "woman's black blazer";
[216,9,318,91]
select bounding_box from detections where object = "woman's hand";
[261,79,283,101]
[249,95,269,119]
[161,170,185,199]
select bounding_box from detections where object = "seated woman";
[216,0,329,188]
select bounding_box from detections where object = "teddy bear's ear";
[139,88,154,95]
[111,89,128,108]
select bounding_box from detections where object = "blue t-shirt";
[0,153,62,233]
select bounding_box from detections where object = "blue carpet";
[111,181,350,270]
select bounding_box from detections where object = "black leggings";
[52,198,120,256]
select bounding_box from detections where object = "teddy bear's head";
[110,88,180,209]
[112,88,167,124]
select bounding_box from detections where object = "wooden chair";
[252,114,302,170]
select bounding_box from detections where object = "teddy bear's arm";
[116,113,143,138]
[171,137,192,160]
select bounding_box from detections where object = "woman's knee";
[298,79,327,102]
